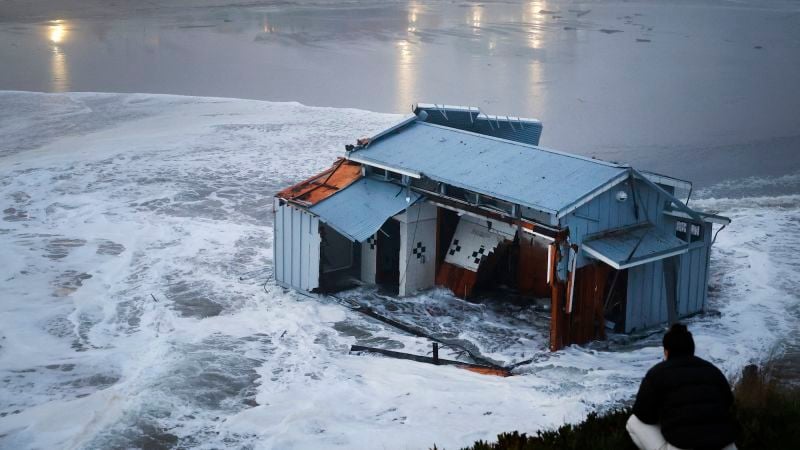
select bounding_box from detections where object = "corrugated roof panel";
[349,121,626,214]
[414,104,543,145]
[582,224,689,269]
[309,178,421,242]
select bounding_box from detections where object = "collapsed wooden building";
[273,104,730,350]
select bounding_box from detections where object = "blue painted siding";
[564,178,712,333]
[564,177,666,268]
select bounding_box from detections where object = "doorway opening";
[318,223,360,292]
[376,218,400,293]
[602,268,628,333]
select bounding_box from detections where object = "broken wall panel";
[436,262,479,298]
[567,263,610,345]
[444,215,516,272]
[517,233,551,298]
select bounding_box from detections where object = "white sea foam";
[0,92,797,450]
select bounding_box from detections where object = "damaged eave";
[275,158,363,207]
[346,154,422,179]
[663,209,732,226]
[409,181,561,230]
[630,168,705,223]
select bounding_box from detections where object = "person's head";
[663,323,695,359]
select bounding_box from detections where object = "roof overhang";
[308,177,422,242]
[346,154,422,179]
[582,223,691,270]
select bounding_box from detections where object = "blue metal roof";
[349,120,627,214]
[582,223,690,270]
[309,177,421,242]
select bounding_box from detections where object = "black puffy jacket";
[632,355,736,449]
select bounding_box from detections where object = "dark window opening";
[676,220,702,242]
[445,185,478,205]
[478,194,515,215]
[375,219,401,294]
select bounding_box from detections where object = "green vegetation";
[433,365,800,450]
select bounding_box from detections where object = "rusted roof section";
[275,159,362,206]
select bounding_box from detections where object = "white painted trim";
[556,171,630,219]
[522,227,556,242]
[566,247,578,314]
[546,244,554,285]
[365,114,417,145]
[346,156,422,179]
[663,209,731,225]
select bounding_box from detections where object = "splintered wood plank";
[275,158,362,206]
[436,261,478,299]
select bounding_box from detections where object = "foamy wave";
[0,92,797,450]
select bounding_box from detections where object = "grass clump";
[434,364,800,450]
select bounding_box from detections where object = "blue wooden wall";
[563,179,712,333]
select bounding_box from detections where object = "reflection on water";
[470,5,482,30]
[0,0,798,185]
[47,20,70,92]
[525,1,547,115]
[395,39,415,112]
[48,20,66,44]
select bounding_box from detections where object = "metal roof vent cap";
[616,190,628,202]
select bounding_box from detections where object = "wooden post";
[432,342,439,364]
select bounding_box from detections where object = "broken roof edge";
[413,102,543,124]
[364,114,417,148]
[630,168,705,223]
[275,158,363,207]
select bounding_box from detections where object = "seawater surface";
[0,92,798,449]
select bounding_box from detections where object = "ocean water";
[1,0,799,187]
[0,92,797,449]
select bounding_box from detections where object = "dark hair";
[663,323,695,358]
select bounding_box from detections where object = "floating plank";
[350,345,511,377]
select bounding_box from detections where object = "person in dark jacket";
[626,323,737,450]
